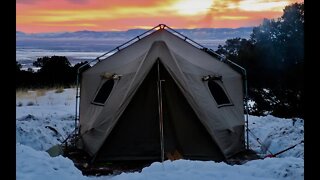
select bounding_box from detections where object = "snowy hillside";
[16,88,304,180]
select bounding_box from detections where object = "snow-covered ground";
[16,88,304,180]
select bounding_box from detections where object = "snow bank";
[16,88,76,151]
[16,114,75,151]
[111,158,303,180]
[248,115,304,158]
[16,88,304,180]
[16,143,86,180]
[16,143,304,180]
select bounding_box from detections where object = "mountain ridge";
[17,27,253,39]
[16,27,253,51]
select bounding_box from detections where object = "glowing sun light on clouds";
[228,0,290,12]
[16,0,303,33]
[171,0,213,15]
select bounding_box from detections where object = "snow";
[16,89,76,151]
[247,115,304,158]
[109,158,303,180]
[16,88,304,180]
[16,143,87,180]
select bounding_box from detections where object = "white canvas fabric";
[77,29,245,159]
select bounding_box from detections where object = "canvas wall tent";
[76,25,246,163]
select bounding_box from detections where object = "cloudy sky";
[17,0,303,33]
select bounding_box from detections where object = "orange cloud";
[16,0,304,33]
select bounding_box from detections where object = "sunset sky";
[17,0,303,33]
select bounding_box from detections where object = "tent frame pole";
[226,60,249,150]
[157,60,165,162]
[74,58,99,144]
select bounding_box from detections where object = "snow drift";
[16,88,304,179]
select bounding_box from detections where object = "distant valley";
[17,27,253,51]
[16,27,253,69]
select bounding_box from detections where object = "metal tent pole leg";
[74,70,80,147]
[157,60,165,162]
[244,71,249,150]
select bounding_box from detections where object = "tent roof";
[80,24,244,76]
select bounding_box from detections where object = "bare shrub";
[55,87,64,93]
[26,101,35,106]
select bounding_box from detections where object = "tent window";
[92,80,114,105]
[208,80,231,106]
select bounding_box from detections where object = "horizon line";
[16,26,254,34]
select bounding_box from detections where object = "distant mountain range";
[16,27,253,51]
